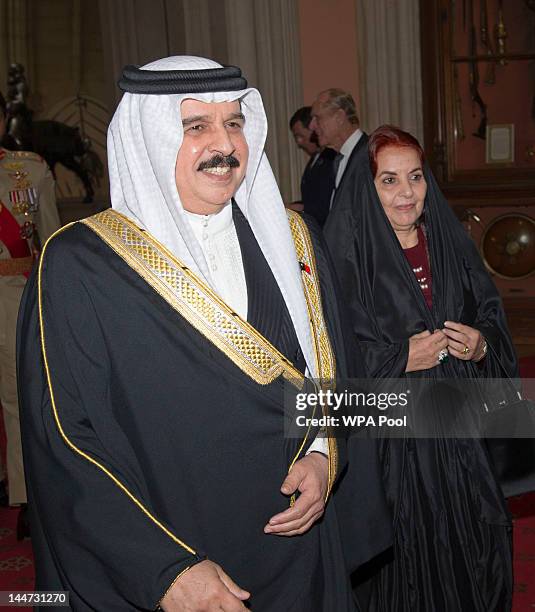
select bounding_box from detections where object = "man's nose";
[208,125,235,156]
[309,117,317,130]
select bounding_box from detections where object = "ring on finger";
[438,348,449,364]
[462,345,470,355]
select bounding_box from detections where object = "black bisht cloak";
[324,162,520,611]
[17,204,390,611]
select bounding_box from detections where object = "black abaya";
[324,164,516,612]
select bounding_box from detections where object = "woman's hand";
[443,321,486,362]
[406,330,448,372]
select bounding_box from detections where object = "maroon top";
[403,225,432,309]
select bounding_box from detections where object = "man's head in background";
[310,89,359,152]
[289,106,319,157]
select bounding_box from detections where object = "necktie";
[329,152,344,210]
[333,152,344,184]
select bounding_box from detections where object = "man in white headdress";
[17,56,386,611]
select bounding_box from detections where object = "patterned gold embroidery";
[3,161,24,172]
[287,212,336,387]
[82,210,305,389]
[286,211,339,498]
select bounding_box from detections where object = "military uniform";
[0,147,60,504]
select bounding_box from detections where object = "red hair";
[368,125,425,177]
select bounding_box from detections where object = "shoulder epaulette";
[9,150,44,163]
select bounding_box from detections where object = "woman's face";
[373,146,426,233]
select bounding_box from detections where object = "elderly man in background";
[0,91,60,538]
[16,56,390,611]
[289,106,335,227]
[310,89,368,229]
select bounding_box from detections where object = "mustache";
[197,154,240,171]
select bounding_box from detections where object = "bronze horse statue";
[4,113,98,204]
[3,64,101,203]
[31,120,98,203]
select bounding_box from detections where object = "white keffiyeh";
[107,56,317,377]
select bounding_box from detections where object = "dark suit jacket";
[323,132,368,249]
[300,147,336,227]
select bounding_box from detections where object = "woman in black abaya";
[328,125,517,611]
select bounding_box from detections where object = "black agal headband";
[118,64,248,94]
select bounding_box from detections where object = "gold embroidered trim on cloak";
[38,224,198,557]
[286,211,339,498]
[82,210,304,389]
